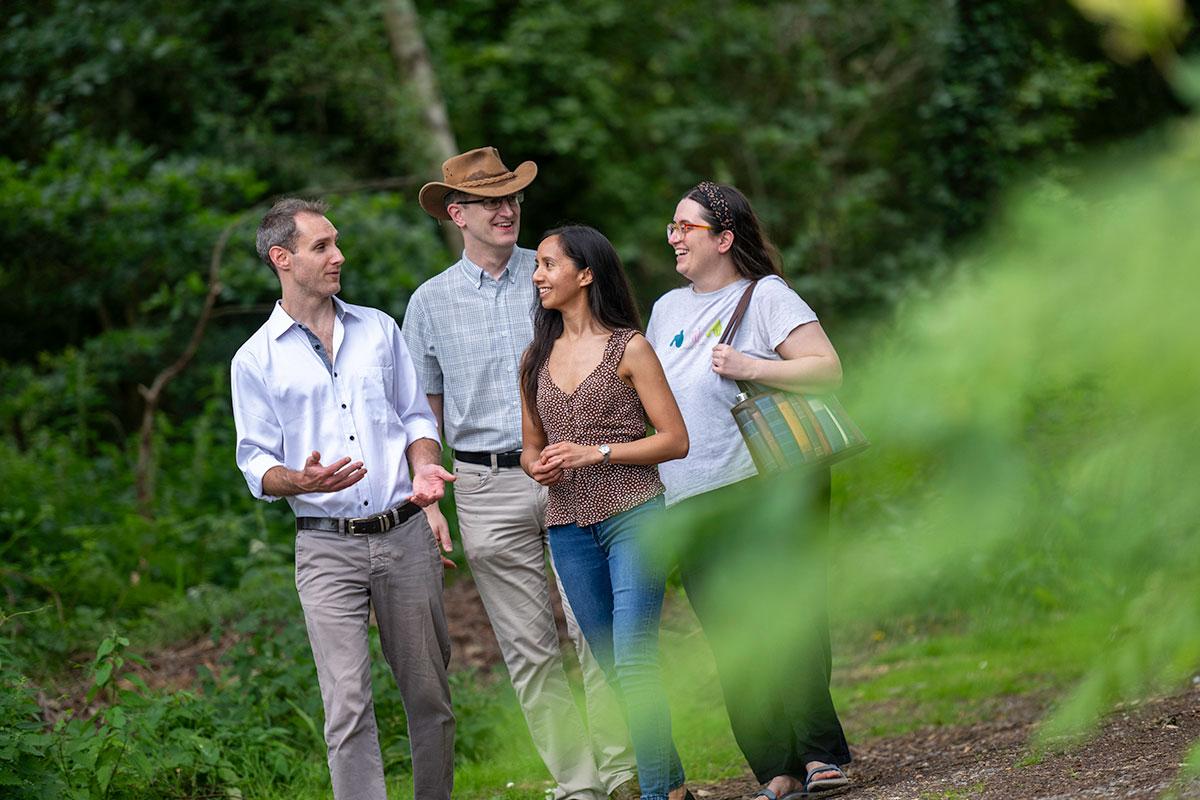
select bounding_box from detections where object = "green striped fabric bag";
[720,280,869,475]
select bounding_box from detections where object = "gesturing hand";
[298,451,366,493]
[409,463,456,507]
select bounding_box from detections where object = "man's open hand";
[409,463,456,507]
[298,451,366,493]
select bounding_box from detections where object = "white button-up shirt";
[231,297,439,519]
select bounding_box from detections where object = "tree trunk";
[382,0,462,255]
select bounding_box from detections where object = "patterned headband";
[695,181,734,230]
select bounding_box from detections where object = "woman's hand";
[710,343,759,381]
[539,441,602,471]
[528,454,566,486]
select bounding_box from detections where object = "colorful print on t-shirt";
[668,317,725,349]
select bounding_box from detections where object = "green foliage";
[2,1,1198,794]
[0,620,59,796]
[0,136,264,361]
[1,629,255,799]
[1,564,518,798]
[0,0,427,180]
[422,0,1168,310]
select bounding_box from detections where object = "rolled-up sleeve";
[230,354,284,501]
[389,319,441,446]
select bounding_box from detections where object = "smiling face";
[449,193,522,258]
[532,235,591,311]
[275,212,343,299]
[668,197,727,284]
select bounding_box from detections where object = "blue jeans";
[549,496,684,800]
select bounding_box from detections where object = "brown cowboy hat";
[419,146,538,220]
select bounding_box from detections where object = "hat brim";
[419,161,538,220]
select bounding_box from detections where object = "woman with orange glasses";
[646,182,852,799]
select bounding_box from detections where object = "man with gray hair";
[231,197,456,800]
[403,148,638,800]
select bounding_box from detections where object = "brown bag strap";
[717,280,760,397]
[717,279,759,347]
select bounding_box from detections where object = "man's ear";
[446,204,469,230]
[269,245,292,273]
[717,230,735,255]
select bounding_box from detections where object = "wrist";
[289,468,311,493]
[745,357,762,382]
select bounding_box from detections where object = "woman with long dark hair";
[645,183,852,798]
[519,225,692,800]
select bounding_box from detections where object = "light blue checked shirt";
[402,248,538,453]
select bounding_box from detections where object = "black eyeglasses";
[452,192,524,211]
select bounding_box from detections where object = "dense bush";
[2,557,509,799]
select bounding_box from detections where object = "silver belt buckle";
[348,514,378,535]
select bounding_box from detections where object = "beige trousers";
[453,459,636,799]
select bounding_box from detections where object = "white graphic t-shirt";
[645,275,817,505]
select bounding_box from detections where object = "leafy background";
[1,1,1198,797]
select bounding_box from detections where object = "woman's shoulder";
[619,328,649,349]
[610,328,652,363]
[755,273,798,298]
[755,274,815,312]
[607,326,643,351]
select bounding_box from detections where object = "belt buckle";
[348,514,383,535]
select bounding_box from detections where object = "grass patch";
[920,782,985,799]
[835,611,1113,738]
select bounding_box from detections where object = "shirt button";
[363,500,369,507]
[349,435,355,441]
[341,403,347,409]
[333,371,338,377]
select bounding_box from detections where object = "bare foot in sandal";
[752,774,803,800]
[802,761,850,793]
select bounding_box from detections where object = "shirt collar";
[267,297,349,339]
[458,251,519,288]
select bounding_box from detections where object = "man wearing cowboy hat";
[403,147,637,800]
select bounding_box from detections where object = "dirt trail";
[692,688,1200,799]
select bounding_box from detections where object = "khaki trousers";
[453,460,636,799]
[295,513,454,800]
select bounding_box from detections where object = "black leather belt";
[455,450,522,468]
[296,501,421,535]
